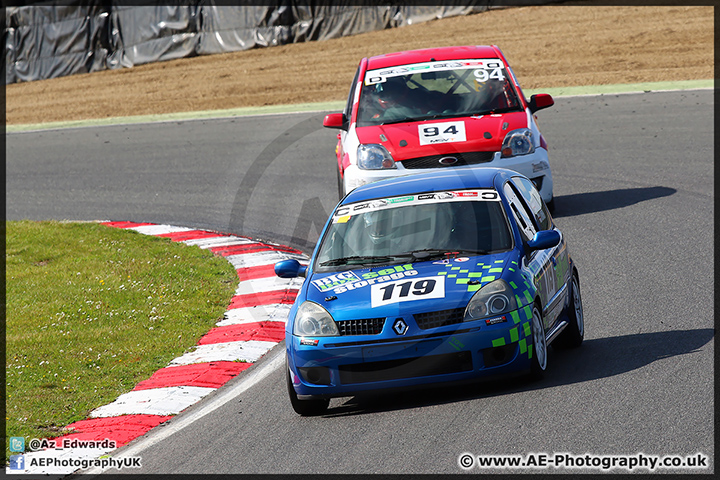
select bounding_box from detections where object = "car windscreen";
[315,190,513,272]
[356,59,523,127]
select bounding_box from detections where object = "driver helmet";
[363,209,394,244]
[376,77,409,109]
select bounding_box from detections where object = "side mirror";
[529,93,554,114]
[527,230,561,251]
[275,259,307,278]
[323,113,345,129]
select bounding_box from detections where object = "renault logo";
[393,318,408,335]
[438,156,458,166]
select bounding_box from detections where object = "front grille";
[336,318,385,336]
[413,307,466,330]
[401,151,495,170]
[339,351,473,384]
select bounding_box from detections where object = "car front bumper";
[287,306,537,399]
[343,148,553,204]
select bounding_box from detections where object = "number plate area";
[418,121,467,146]
[362,338,442,361]
[342,339,472,384]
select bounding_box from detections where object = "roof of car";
[366,45,503,70]
[342,166,517,204]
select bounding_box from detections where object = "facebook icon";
[9,455,25,470]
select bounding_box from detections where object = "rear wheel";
[553,272,584,349]
[286,361,329,416]
[529,305,548,379]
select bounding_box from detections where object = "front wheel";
[553,272,584,349]
[529,305,548,380]
[286,362,329,416]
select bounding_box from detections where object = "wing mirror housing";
[275,259,307,278]
[529,93,554,113]
[323,113,345,129]
[527,230,561,251]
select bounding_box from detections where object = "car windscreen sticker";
[333,189,499,223]
[418,121,467,145]
[311,271,361,292]
[472,62,505,82]
[365,59,505,85]
[370,275,446,308]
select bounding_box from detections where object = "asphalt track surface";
[6,88,714,474]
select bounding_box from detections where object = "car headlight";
[293,301,339,337]
[464,279,518,321]
[357,144,397,170]
[501,128,535,157]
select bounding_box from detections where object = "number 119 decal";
[371,276,445,308]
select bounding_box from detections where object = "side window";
[503,182,536,242]
[512,176,552,231]
[344,64,361,121]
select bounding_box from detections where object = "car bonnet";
[304,251,518,322]
[355,111,528,162]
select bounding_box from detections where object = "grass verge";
[5,220,238,462]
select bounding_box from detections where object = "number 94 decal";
[418,121,466,146]
[370,275,446,308]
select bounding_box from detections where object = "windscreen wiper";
[400,248,490,261]
[320,255,398,267]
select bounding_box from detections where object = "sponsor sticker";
[365,59,505,85]
[332,189,500,222]
[419,121,467,146]
[311,271,361,292]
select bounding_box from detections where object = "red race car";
[324,45,556,211]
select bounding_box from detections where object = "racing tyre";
[529,304,548,380]
[286,362,329,416]
[553,271,584,349]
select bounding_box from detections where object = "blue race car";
[276,167,583,415]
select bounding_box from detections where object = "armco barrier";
[5,1,562,84]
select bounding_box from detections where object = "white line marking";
[89,386,216,417]
[217,304,291,326]
[225,250,307,269]
[128,225,194,236]
[182,236,255,248]
[81,348,285,474]
[169,340,278,365]
[234,276,304,296]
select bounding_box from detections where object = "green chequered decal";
[523,321,531,337]
[523,290,533,304]
[492,337,506,347]
[436,259,507,292]
[510,327,519,343]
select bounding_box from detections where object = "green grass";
[5,221,238,461]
